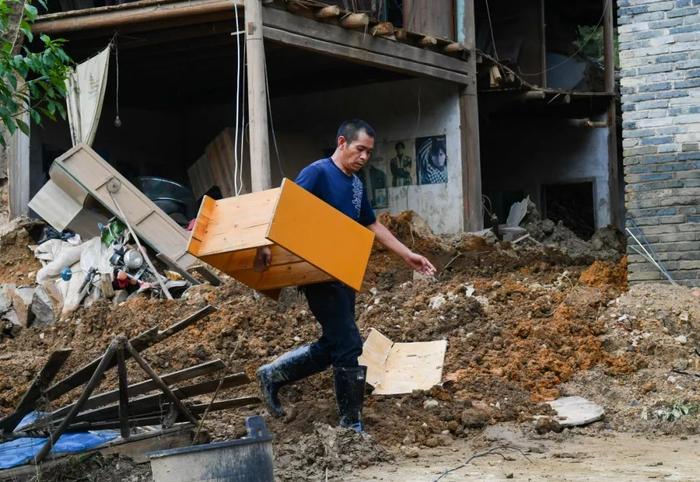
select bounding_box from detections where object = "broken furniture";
[29,144,196,269]
[187,178,375,297]
[148,416,274,482]
[0,305,260,471]
[358,328,448,395]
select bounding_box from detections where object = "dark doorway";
[543,181,595,239]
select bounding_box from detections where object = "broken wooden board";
[30,144,196,268]
[0,349,72,433]
[187,128,240,200]
[358,328,447,395]
[188,178,375,293]
[44,306,215,401]
[44,359,226,424]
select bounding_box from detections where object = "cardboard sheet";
[359,328,447,395]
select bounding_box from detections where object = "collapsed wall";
[618,0,700,286]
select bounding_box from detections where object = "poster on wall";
[385,139,416,187]
[415,135,448,185]
[361,154,389,209]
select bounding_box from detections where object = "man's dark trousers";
[304,281,362,368]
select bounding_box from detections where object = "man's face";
[396,145,404,156]
[338,130,375,173]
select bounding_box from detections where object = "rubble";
[31,285,58,325]
[0,210,694,479]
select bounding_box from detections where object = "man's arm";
[367,221,436,276]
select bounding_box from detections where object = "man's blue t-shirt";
[295,158,376,226]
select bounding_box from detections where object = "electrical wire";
[233,5,242,196]
[263,48,286,179]
[238,21,247,194]
[484,0,499,60]
[113,33,121,128]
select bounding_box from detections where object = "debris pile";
[275,423,393,481]
[522,200,625,262]
[2,209,694,480]
[0,219,197,340]
[561,282,700,435]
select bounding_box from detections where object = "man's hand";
[254,246,272,272]
[403,251,436,276]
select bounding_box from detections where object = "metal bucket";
[148,417,274,482]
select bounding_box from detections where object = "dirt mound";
[0,219,642,476]
[275,423,393,481]
[561,283,700,435]
[579,258,628,289]
[522,200,624,262]
[0,224,41,286]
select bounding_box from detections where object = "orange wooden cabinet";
[187,179,375,297]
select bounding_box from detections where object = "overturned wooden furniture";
[187,178,375,297]
[29,144,196,268]
[0,306,260,466]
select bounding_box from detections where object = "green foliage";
[0,0,72,146]
[653,400,700,422]
[574,25,619,68]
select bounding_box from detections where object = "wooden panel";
[403,0,454,40]
[261,7,470,85]
[207,245,302,273]
[233,260,333,291]
[188,127,239,199]
[188,188,279,256]
[267,179,374,291]
[459,0,483,231]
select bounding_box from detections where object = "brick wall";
[618,0,700,286]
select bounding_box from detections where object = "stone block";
[0,284,14,313]
[31,285,57,326]
[10,286,35,328]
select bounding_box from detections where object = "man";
[389,141,413,187]
[256,119,436,432]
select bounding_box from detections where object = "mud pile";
[0,213,645,479]
[275,423,393,481]
[523,201,625,262]
[562,283,700,435]
[0,222,42,286]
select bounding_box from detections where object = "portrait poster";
[376,139,417,187]
[415,135,448,185]
[358,155,389,209]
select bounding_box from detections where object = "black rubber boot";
[256,345,328,418]
[334,365,367,432]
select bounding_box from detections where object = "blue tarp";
[0,413,119,470]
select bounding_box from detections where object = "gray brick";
[674,78,700,88]
[639,82,674,93]
[656,52,690,63]
[667,6,699,17]
[641,136,676,145]
[682,142,699,151]
[650,18,685,28]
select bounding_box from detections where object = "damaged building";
[2,0,622,242]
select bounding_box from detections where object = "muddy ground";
[0,213,699,481]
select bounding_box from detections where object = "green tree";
[0,0,71,146]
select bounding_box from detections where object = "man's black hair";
[337,119,376,144]
[395,141,405,150]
